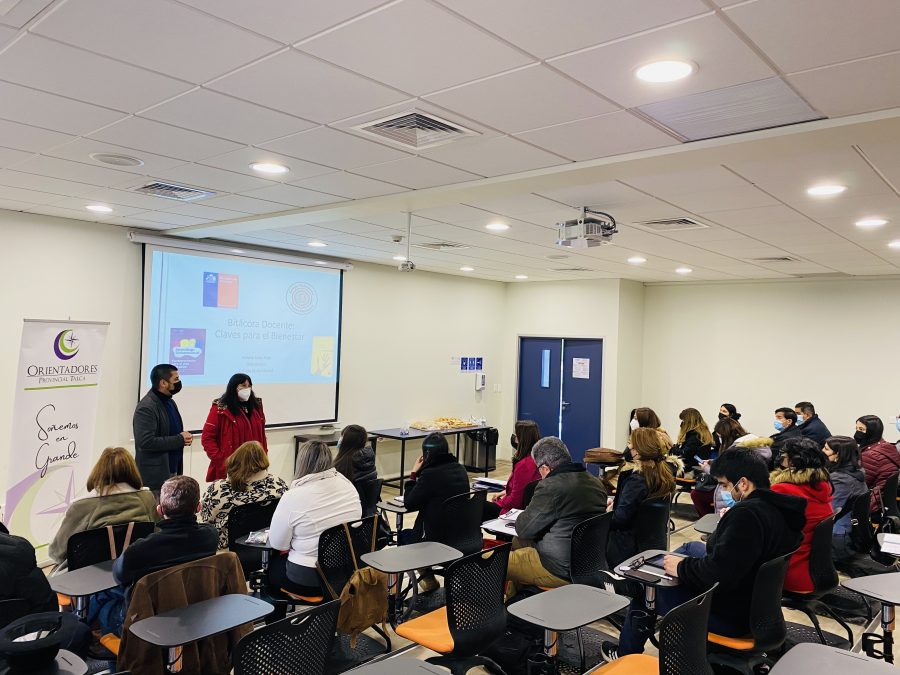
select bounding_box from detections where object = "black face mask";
[718,413,727,420]
[170,380,183,396]
[510,434,518,451]
[853,430,868,446]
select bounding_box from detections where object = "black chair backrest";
[569,511,613,583]
[748,551,793,652]
[317,515,379,599]
[232,599,340,675]
[445,543,511,657]
[882,472,900,517]
[227,498,281,550]
[356,478,383,518]
[522,480,539,508]
[659,584,716,675]
[849,490,875,552]
[0,599,29,629]
[633,496,672,552]
[67,521,156,571]
[807,515,839,592]
[436,490,487,556]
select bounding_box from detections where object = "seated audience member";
[400,432,470,592]
[770,407,803,456]
[483,420,542,521]
[713,403,741,453]
[607,428,679,568]
[623,407,672,462]
[201,373,267,482]
[824,436,868,561]
[855,415,900,512]
[670,407,714,474]
[603,449,805,660]
[49,447,158,569]
[333,424,378,488]
[112,476,217,587]
[507,437,607,592]
[770,437,833,593]
[795,401,832,448]
[268,441,361,598]
[200,440,288,549]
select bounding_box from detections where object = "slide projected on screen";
[141,245,342,430]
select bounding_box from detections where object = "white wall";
[641,279,900,442]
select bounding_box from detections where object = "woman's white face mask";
[237,388,252,402]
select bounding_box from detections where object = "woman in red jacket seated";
[483,420,542,521]
[770,436,833,593]
[855,414,900,513]
[201,373,267,481]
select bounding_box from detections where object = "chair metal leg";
[576,627,586,673]
[816,601,855,645]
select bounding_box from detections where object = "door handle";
[561,401,571,409]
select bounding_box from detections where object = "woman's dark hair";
[219,372,258,416]
[513,420,541,464]
[333,424,368,481]
[633,407,662,429]
[714,417,748,450]
[856,415,884,448]
[824,435,860,472]
[781,437,827,486]
[711,448,770,489]
[420,432,450,470]
[720,403,741,421]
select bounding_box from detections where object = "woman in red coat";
[483,420,542,521]
[770,436,833,593]
[201,373,267,481]
[855,415,900,512]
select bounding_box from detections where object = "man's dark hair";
[710,448,770,489]
[159,475,200,518]
[795,401,815,415]
[775,407,798,424]
[150,364,177,390]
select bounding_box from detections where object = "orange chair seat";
[676,477,696,485]
[395,606,454,653]
[57,594,72,608]
[707,632,755,650]
[99,633,121,656]
[592,654,659,673]
[280,589,324,603]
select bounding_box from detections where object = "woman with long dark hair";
[201,372,267,481]
[333,424,377,486]
[854,415,900,513]
[483,420,542,520]
[823,435,867,561]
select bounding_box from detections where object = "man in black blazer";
[133,364,192,493]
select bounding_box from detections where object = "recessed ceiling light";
[392,255,407,261]
[315,260,327,265]
[485,222,510,232]
[230,248,244,254]
[627,256,647,264]
[635,60,695,83]
[806,184,846,197]
[250,162,290,175]
[889,240,900,250]
[460,266,474,272]
[89,152,143,167]
[86,204,113,213]
[515,275,528,280]
[675,267,693,275]
[855,217,888,228]
[307,241,327,248]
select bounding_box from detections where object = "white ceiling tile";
[413,204,492,222]
[45,195,147,217]
[152,163,271,193]
[0,170,102,197]
[419,135,568,177]
[33,0,280,82]
[209,50,408,123]
[88,117,242,161]
[299,0,532,95]
[318,219,394,235]
[47,138,185,175]
[435,0,708,59]
[425,65,618,133]
[179,0,390,44]
[157,202,247,221]
[551,15,774,108]
[140,89,316,144]
[789,52,900,118]
[290,172,405,199]
[856,140,900,196]
[262,126,410,170]
[700,204,809,228]
[0,35,193,112]
[465,193,568,217]
[794,193,900,221]
[623,166,754,198]
[354,156,480,189]
[0,81,127,135]
[240,183,344,207]
[199,146,333,181]
[0,0,55,28]
[83,187,192,211]
[131,212,212,227]
[670,185,780,213]
[536,181,656,209]
[10,155,140,188]
[0,183,67,205]
[516,112,678,161]
[0,198,35,211]
[0,147,34,168]
[24,204,115,222]
[202,194,292,214]
[724,0,900,73]
[0,25,16,49]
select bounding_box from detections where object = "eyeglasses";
[629,556,646,570]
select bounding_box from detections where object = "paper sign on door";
[572,357,590,379]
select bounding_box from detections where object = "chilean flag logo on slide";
[203,272,239,308]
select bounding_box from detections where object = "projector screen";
[140,244,342,431]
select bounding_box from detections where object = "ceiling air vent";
[548,267,592,273]
[413,241,470,252]
[354,111,478,150]
[133,181,216,202]
[635,217,709,233]
[752,256,801,263]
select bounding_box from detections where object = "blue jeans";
[616,542,744,655]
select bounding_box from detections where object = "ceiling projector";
[556,208,618,248]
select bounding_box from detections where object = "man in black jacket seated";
[603,449,805,660]
[113,475,218,586]
[794,401,831,449]
[770,407,803,461]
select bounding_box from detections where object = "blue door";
[517,337,603,465]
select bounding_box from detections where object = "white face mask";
[629,418,640,431]
[237,388,252,402]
